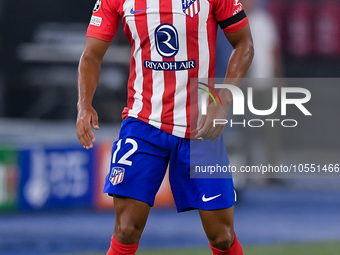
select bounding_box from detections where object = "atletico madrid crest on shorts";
[182,0,200,18]
[109,167,125,185]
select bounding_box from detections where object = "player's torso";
[88,0,246,138]
[116,0,219,137]
[118,0,217,73]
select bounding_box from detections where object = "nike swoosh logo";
[130,7,148,14]
[202,194,222,202]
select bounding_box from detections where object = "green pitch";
[66,241,340,255]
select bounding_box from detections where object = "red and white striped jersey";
[87,0,248,138]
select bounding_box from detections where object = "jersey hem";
[125,114,188,139]
[86,30,113,42]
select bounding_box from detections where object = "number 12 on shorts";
[112,138,138,166]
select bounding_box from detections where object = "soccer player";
[76,0,253,254]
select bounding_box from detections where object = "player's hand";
[76,105,99,149]
[195,102,228,141]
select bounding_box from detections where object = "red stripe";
[134,0,153,120]
[121,16,136,118]
[159,0,176,135]
[186,12,199,139]
[118,173,123,183]
[125,42,136,118]
[113,173,123,184]
[206,7,218,130]
[122,15,136,119]
[112,176,117,184]
[207,10,217,79]
[122,18,136,116]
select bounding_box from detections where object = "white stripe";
[189,4,194,17]
[146,0,163,129]
[194,0,198,14]
[172,126,186,138]
[148,119,163,131]
[197,78,209,125]
[123,0,144,118]
[172,0,188,136]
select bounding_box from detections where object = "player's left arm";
[224,24,254,84]
[196,25,254,141]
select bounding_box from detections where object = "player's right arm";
[77,37,110,149]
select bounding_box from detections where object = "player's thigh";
[104,118,170,207]
[199,206,235,240]
[169,136,235,212]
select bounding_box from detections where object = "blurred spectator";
[242,0,283,185]
[315,0,340,57]
[243,0,282,78]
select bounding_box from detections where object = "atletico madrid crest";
[109,167,125,186]
[182,0,200,18]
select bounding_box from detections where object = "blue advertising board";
[18,144,95,210]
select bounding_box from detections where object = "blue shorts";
[103,117,235,212]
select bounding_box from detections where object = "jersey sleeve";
[214,0,249,33]
[86,0,120,42]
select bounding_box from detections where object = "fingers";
[196,126,222,141]
[85,119,96,144]
[77,119,94,149]
[196,102,228,141]
[195,118,224,141]
[209,125,223,141]
[77,111,99,149]
[196,115,206,132]
[196,115,208,140]
[195,124,210,140]
[91,113,99,130]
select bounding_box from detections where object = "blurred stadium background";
[1,0,340,254]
